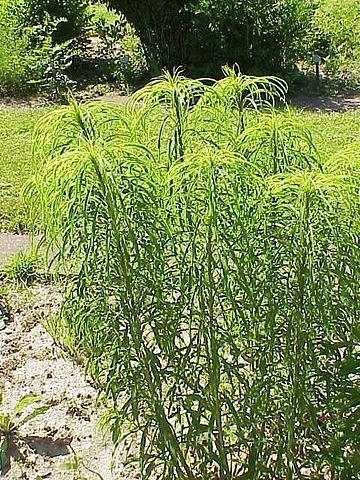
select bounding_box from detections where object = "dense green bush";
[29,69,360,478]
[22,0,90,43]
[0,0,89,95]
[188,0,314,75]
[0,0,44,94]
[107,0,314,75]
[92,9,146,88]
[311,0,360,87]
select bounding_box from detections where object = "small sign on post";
[312,54,321,86]
[120,53,129,65]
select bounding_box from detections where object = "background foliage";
[0,0,89,96]
[0,0,47,95]
[311,0,360,88]
[23,0,90,43]
[1,0,359,95]
[107,0,314,76]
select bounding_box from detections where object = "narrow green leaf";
[17,405,48,427]
[14,394,41,416]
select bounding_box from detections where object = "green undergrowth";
[26,69,360,479]
[312,0,360,89]
[0,106,52,232]
[1,250,39,285]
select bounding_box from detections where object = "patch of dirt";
[95,94,130,105]
[2,88,359,113]
[0,283,139,479]
[0,233,32,266]
[289,92,360,112]
[0,96,50,109]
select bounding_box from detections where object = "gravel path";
[0,233,32,266]
[289,93,360,112]
[0,284,139,479]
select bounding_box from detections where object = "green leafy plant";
[2,251,39,286]
[59,453,83,480]
[23,0,91,44]
[0,0,39,95]
[106,0,314,75]
[92,8,146,90]
[88,2,118,27]
[32,39,79,98]
[59,448,106,480]
[94,14,127,54]
[0,0,89,96]
[28,68,360,479]
[0,388,47,473]
[310,0,360,89]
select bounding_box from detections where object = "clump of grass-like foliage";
[2,251,39,286]
[27,67,360,479]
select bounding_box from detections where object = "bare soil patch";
[289,92,360,112]
[0,97,49,109]
[0,283,139,480]
[0,233,31,266]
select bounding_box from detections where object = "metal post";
[312,54,321,92]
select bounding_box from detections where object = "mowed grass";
[0,106,51,232]
[293,108,360,158]
[0,103,359,233]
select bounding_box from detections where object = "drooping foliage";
[106,0,314,74]
[28,68,360,479]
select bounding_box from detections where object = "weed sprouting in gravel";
[2,251,39,286]
[0,387,47,473]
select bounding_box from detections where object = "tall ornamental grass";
[27,68,360,479]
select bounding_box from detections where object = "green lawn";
[293,108,360,158]
[0,106,51,232]
[0,103,359,233]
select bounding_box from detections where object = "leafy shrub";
[23,0,91,43]
[94,13,127,53]
[32,40,81,98]
[0,0,44,95]
[311,0,360,88]
[107,0,314,75]
[0,0,89,96]
[88,1,119,27]
[28,69,360,478]
[91,8,146,89]
[109,27,147,88]
[188,0,314,75]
